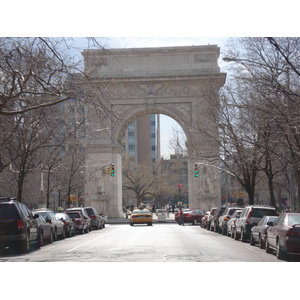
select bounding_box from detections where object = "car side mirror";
[267,221,273,226]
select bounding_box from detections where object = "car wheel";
[53,229,58,241]
[222,226,226,236]
[276,239,286,260]
[241,228,247,242]
[250,234,255,246]
[85,225,89,233]
[81,227,85,234]
[147,222,152,226]
[265,238,272,253]
[21,232,30,253]
[62,228,66,239]
[38,230,43,248]
[193,219,197,225]
[234,229,239,240]
[49,230,53,243]
[259,236,265,249]
[206,222,210,230]
[130,222,133,226]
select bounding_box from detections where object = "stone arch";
[114,104,191,147]
[81,45,226,217]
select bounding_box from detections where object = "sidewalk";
[107,212,177,224]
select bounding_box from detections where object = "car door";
[267,214,284,248]
[236,208,247,234]
[20,204,39,242]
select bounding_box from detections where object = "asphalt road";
[0,223,284,262]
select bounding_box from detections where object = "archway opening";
[121,113,188,210]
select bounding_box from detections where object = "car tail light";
[17,220,25,230]
[90,216,96,219]
[246,211,252,224]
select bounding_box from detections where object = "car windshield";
[0,203,19,220]
[287,214,300,226]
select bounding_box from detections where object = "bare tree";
[222,37,300,209]
[0,37,82,116]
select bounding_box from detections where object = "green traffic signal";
[194,164,199,177]
[111,164,115,177]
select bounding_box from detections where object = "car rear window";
[84,208,94,216]
[133,210,150,214]
[0,203,20,220]
[287,215,300,226]
[67,212,81,218]
[252,208,278,218]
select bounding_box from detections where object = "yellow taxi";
[130,209,153,226]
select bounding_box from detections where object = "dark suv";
[235,206,279,242]
[0,197,40,253]
[84,207,105,230]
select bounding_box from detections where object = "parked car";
[265,213,300,260]
[130,209,153,226]
[250,215,278,249]
[210,207,226,232]
[56,213,76,237]
[206,207,218,230]
[83,207,105,230]
[227,210,243,238]
[32,208,65,241]
[0,197,40,253]
[175,209,204,225]
[218,207,243,235]
[65,211,89,234]
[200,211,211,228]
[65,207,91,231]
[36,214,53,246]
[235,206,279,242]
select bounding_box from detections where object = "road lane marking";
[67,229,119,252]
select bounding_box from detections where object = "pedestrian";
[152,204,156,213]
[179,207,184,226]
[122,206,127,218]
[172,203,175,214]
[130,203,134,212]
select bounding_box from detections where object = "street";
[0,223,283,262]
[1,222,296,300]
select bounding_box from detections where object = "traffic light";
[111,164,115,177]
[194,164,199,177]
[106,166,111,174]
